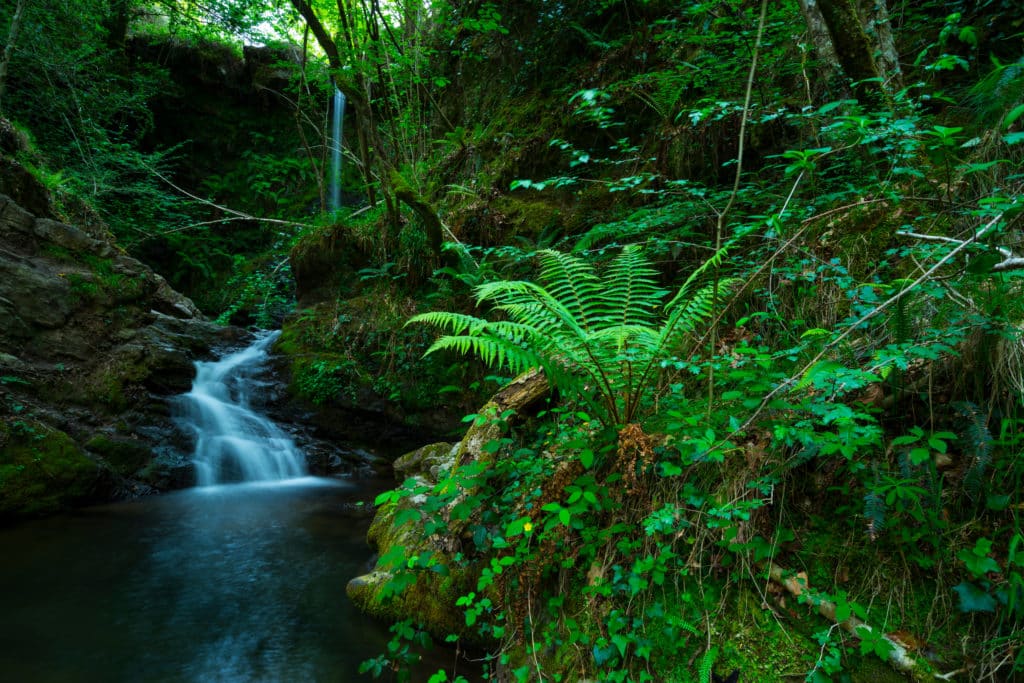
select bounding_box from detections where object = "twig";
[767,563,922,676]
[149,167,313,231]
[896,230,1014,259]
[721,207,1009,446]
[708,0,769,417]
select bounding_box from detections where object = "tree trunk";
[103,0,131,51]
[796,0,838,80]
[0,0,28,115]
[855,0,901,87]
[813,0,886,102]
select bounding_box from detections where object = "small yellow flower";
[523,522,533,533]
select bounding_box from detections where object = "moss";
[0,419,100,517]
[277,293,485,433]
[348,496,484,643]
[393,442,457,479]
[85,434,152,476]
[76,350,151,412]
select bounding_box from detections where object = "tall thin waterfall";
[329,87,346,212]
[178,331,307,486]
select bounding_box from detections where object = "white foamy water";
[178,331,307,486]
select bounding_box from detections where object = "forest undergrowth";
[3,1,1023,681]
[357,4,1024,682]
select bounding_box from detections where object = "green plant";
[410,245,738,429]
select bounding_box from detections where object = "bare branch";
[896,229,1024,271]
[148,168,313,232]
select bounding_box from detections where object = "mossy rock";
[76,346,152,412]
[0,419,101,517]
[85,433,152,476]
[347,497,484,643]
[393,441,457,479]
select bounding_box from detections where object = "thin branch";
[148,167,313,231]
[896,229,1024,270]
[720,207,1010,448]
[708,0,769,418]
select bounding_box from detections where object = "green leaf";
[505,516,531,537]
[908,447,931,465]
[835,601,851,623]
[1004,131,1024,146]
[374,490,400,506]
[958,538,1001,576]
[953,581,997,613]
[579,448,595,469]
[1006,104,1024,130]
[967,250,1003,274]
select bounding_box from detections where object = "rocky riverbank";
[0,119,236,517]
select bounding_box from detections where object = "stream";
[0,333,473,682]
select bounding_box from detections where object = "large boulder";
[346,370,548,639]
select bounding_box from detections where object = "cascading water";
[178,331,307,486]
[328,86,345,212]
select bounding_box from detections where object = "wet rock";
[346,370,549,641]
[0,146,241,518]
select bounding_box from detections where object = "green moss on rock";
[85,433,152,476]
[0,419,100,517]
[347,495,483,643]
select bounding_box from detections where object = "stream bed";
[0,476,465,682]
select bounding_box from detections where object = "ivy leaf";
[953,581,997,613]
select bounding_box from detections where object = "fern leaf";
[698,646,718,683]
[424,333,543,377]
[665,242,732,311]
[535,249,602,331]
[659,277,741,353]
[864,490,886,541]
[953,401,992,501]
[596,244,666,328]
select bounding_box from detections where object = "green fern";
[698,645,718,683]
[953,401,992,501]
[408,245,738,428]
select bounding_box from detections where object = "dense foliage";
[3,0,1024,680]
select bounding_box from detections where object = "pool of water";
[0,477,474,682]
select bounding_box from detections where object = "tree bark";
[0,0,28,115]
[797,0,838,77]
[855,0,901,87]
[802,0,901,103]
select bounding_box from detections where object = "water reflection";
[0,479,475,682]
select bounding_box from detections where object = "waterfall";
[329,87,345,212]
[178,331,307,486]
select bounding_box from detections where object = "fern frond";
[477,279,589,340]
[698,646,718,683]
[659,277,742,353]
[595,244,666,328]
[535,249,603,330]
[424,332,545,377]
[407,311,488,336]
[864,490,886,541]
[408,244,744,428]
[953,401,992,501]
[665,242,732,310]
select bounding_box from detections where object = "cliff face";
[0,122,236,518]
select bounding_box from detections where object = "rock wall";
[0,126,236,518]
